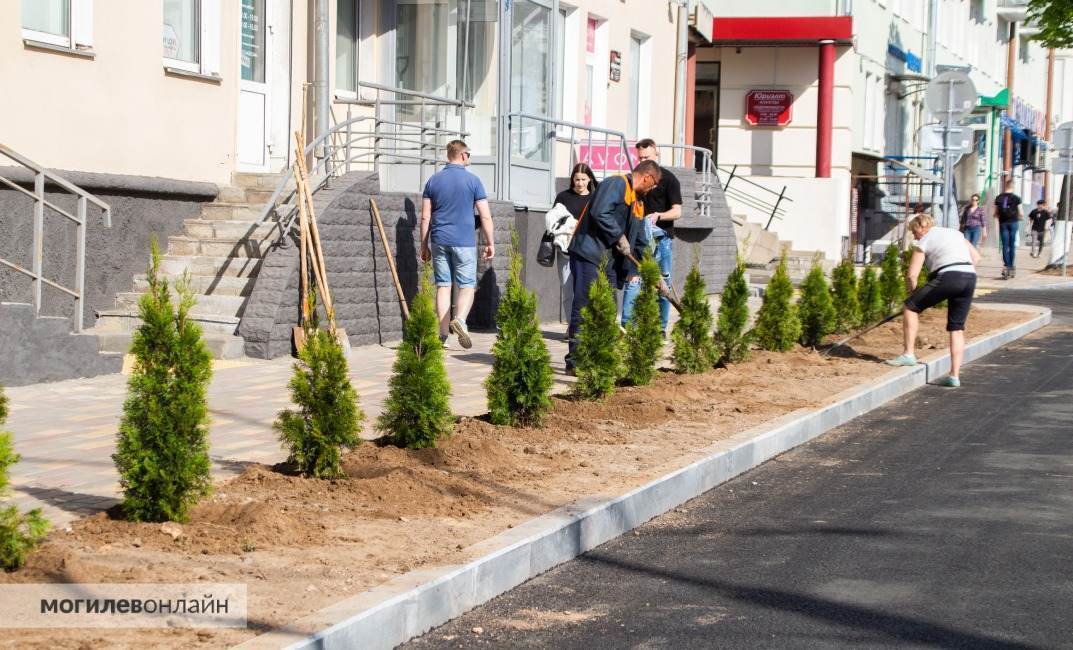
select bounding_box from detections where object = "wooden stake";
[370,198,410,320]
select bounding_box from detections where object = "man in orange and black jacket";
[564,159,661,372]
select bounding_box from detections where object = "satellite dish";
[925,71,977,124]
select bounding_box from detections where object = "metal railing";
[716,165,793,230]
[258,81,472,245]
[0,143,111,332]
[653,143,715,220]
[506,112,633,206]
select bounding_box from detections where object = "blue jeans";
[566,254,601,367]
[999,221,1019,269]
[431,243,477,288]
[963,226,982,248]
[621,232,673,331]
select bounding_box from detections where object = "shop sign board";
[576,141,638,172]
[609,50,622,82]
[745,89,793,126]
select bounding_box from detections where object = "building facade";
[2,1,736,383]
[697,0,1068,260]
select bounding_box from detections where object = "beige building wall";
[698,44,854,258]
[1,1,312,187]
[0,2,240,185]
[560,0,680,145]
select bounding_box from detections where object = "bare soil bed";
[0,308,1030,649]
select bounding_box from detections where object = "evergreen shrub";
[378,265,453,448]
[275,291,364,478]
[113,240,212,522]
[712,255,751,366]
[0,386,49,571]
[858,264,885,325]
[574,261,622,399]
[830,257,861,332]
[486,230,553,425]
[622,252,663,386]
[797,258,837,347]
[671,259,717,373]
[751,251,801,352]
[879,244,906,316]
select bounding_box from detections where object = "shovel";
[623,252,683,313]
[821,311,901,358]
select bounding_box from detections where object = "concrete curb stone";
[236,303,1051,650]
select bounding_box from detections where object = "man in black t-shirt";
[992,181,1023,278]
[621,139,682,335]
[1028,199,1052,258]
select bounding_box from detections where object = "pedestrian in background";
[887,213,980,387]
[992,181,1023,279]
[1028,199,1053,258]
[546,163,598,324]
[622,139,682,337]
[420,139,495,350]
[960,193,987,248]
[565,160,661,372]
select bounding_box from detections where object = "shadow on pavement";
[583,552,1044,650]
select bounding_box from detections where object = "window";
[511,0,552,161]
[627,32,651,140]
[241,0,265,82]
[163,0,198,63]
[22,0,93,50]
[336,0,358,93]
[396,0,448,98]
[163,0,220,77]
[583,15,607,127]
[23,0,69,39]
[863,72,874,150]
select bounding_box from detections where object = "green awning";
[978,88,1009,107]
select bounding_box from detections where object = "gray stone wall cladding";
[239,173,513,359]
[0,302,122,386]
[0,183,210,330]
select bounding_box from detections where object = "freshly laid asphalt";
[406,288,1073,649]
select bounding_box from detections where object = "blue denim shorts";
[432,243,477,288]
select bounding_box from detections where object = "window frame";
[22,0,94,52]
[335,0,360,97]
[163,0,201,73]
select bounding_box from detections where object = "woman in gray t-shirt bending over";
[886,213,981,387]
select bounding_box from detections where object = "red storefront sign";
[576,142,638,172]
[745,89,794,126]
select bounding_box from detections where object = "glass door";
[237,0,271,170]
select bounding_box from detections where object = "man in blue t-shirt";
[420,140,495,349]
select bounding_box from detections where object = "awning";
[979,88,1010,108]
[1001,113,1029,141]
[711,16,853,46]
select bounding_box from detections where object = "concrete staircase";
[733,220,833,295]
[89,173,284,359]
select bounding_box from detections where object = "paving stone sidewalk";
[4,324,577,526]
[974,239,1073,290]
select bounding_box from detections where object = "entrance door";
[693,61,720,169]
[238,0,271,171]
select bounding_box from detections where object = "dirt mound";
[0,307,1030,649]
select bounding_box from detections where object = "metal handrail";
[653,143,715,220]
[257,82,471,246]
[715,164,793,230]
[0,143,112,332]
[508,112,633,204]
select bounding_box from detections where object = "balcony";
[997,0,1029,22]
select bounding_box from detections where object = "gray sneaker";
[450,318,472,349]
